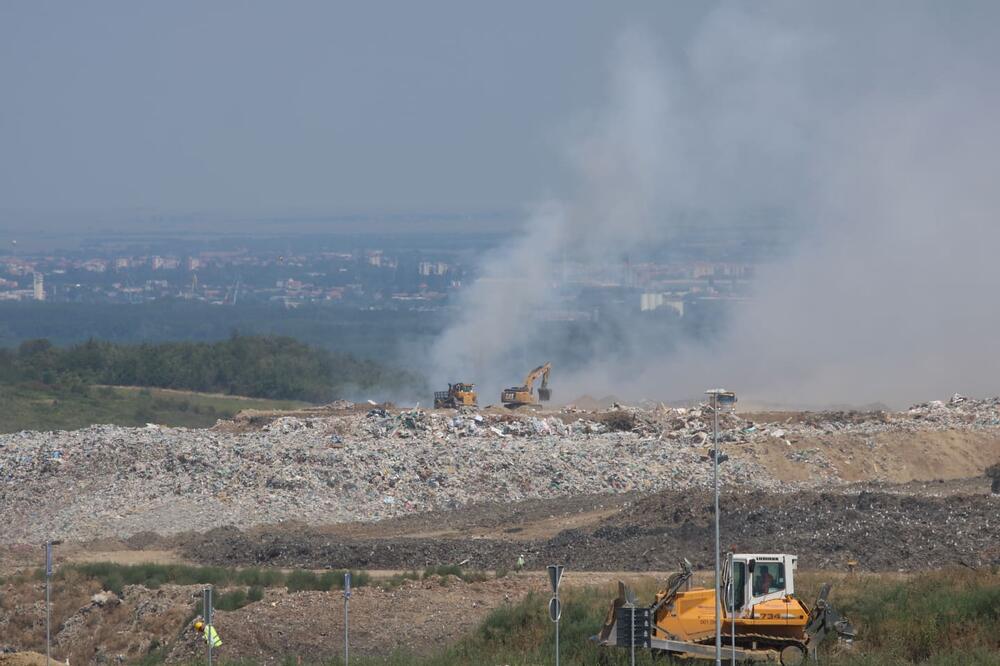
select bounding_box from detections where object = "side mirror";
[748,559,756,573]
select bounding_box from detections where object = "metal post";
[630,605,636,666]
[45,578,51,666]
[713,393,721,666]
[555,607,560,666]
[44,541,52,666]
[204,586,213,666]
[548,564,563,666]
[730,559,736,666]
[344,572,351,666]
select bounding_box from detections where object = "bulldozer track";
[682,632,807,664]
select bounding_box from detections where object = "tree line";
[0,334,423,402]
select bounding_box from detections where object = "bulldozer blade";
[805,582,856,655]
[597,581,629,643]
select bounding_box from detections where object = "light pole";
[705,389,736,666]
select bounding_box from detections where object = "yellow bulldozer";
[434,383,478,409]
[501,362,551,408]
[596,553,856,665]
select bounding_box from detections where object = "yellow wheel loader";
[596,554,855,664]
[501,362,551,408]
[434,383,478,409]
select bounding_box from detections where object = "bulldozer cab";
[435,382,477,408]
[726,554,797,616]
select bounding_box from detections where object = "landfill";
[2,395,1000,543]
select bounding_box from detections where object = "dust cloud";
[429,3,1000,409]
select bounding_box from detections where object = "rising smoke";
[430,2,1000,408]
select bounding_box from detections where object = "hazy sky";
[0,1,718,221]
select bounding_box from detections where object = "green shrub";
[285,570,322,592]
[236,567,283,587]
[214,589,247,611]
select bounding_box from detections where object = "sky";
[0,1,714,224]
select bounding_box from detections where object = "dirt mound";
[165,578,523,663]
[606,488,1000,570]
[180,485,1000,573]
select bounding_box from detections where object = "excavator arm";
[523,362,552,401]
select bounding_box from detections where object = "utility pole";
[706,389,736,666]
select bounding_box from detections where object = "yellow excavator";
[501,362,551,408]
[434,383,478,409]
[596,553,856,665]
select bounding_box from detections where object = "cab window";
[730,562,746,610]
[752,562,785,595]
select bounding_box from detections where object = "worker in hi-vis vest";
[194,620,222,648]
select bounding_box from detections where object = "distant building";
[79,259,108,272]
[418,261,449,276]
[32,272,45,301]
[151,256,164,270]
[692,262,754,279]
[640,292,683,316]
[640,292,663,311]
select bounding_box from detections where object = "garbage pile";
[0,407,774,543]
[3,394,999,543]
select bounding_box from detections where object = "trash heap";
[3,394,999,543]
[0,407,769,543]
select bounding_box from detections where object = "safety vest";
[204,625,222,648]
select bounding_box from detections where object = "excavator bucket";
[538,387,551,401]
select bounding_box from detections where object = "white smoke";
[430,3,1000,408]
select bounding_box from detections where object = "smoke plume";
[430,3,1000,408]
